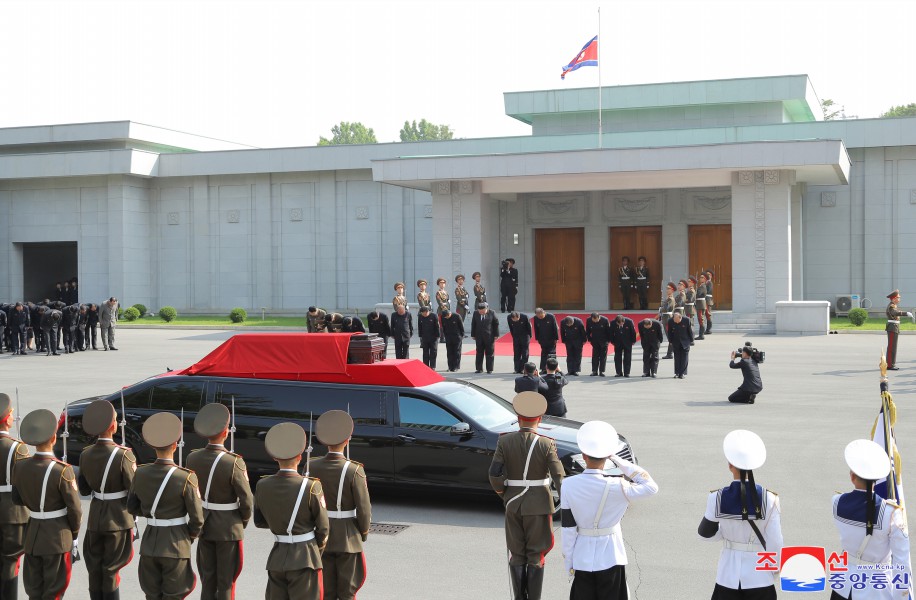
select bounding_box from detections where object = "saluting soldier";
[617,257,634,310]
[698,430,782,599]
[306,307,328,333]
[704,270,714,334]
[77,400,137,600]
[885,290,911,370]
[696,274,708,340]
[416,280,431,312]
[660,282,676,360]
[127,413,204,600]
[454,275,470,326]
[0,393,29,597]
[440,308,465,372]
[472,272,486,309]
[392,283,408,312]
[310,411,372,600]
[634,256,650,310]
[187,403,254,600]
[488,392,564,600]
[254,423,329,600]
[12,409,82,600]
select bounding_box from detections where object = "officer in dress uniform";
[696,274,709,340]
[686,277,700,341]
[472,272,487,309]
[508,312,532,374]
[488,392,564,600]
[310,411,372,600]
[435,278,450,343]
[392,283,408,312]
[831,439,912,600]
[698,430,783,600]
[440,309,465,372]
[186,403,253,600]
[127,412,204,600]
[324,313,345,333]
[634,257,650,310]
[254,423,329,600]
[306,307,328,333]
[416,280,431,312]
[77,400,137,600]
[561,421,658,599]
[617,257,634,310]
[0,393,29,598]
[12,409,82,600]
[885,290,911,370]
[704,270,715,334]
[660,283,676,360]
[675,279,688,316]
[454,275,470,328]
[417,307,440,370]
[585,313,611,377]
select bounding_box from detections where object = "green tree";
[399,119,454,142]
[881,103,916,118]
[317,121,378,146]
[821,99,841,121]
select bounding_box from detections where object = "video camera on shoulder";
[736,341,765,363]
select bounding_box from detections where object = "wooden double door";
[535,228,585,310]
[688,224,732,309]
[609,226,662,309]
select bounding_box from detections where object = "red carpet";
[464,312,658,356]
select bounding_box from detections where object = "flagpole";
[597,5,602,149]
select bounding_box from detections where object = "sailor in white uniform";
[831,439,912,600]
[560,421,658,599]
[698,430,783,599]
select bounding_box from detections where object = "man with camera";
[542,358,568,418]
[728,342,763,404]
[514,362,548,396]
[500,258,519,313]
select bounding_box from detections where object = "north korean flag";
[561,36,598,80]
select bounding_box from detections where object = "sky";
[1,0,914,148]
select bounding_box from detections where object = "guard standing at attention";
[885,290,911,370]
[508,311,532,374]
[675,280,688,316]
[254,422,329,600]
[698,430,782,599]
[306,307,328,333]
[472,272,487,309]
[660,282,676,360]
[77,400,137,600]
[617,257,634,310]
[440,308,465,372]
[127,412,204,600]
[696,274,708,340]
[585,313,612,377]
[435,277,450,343]
[12,409,82,600]
[310,411,372,600]
[488,392,564,600]
[561,421,658,599]
[634,257,650,310]
[392,283,408,312]
[416,280,431,312]
[186,403,254,600]
[454,275,470,326]
[417,307,440,370]
[704,270,715,334]
[389,305,413,360]
[686,277,699,340]
[0,393,29,598]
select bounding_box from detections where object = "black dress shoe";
[590,372,598,376]
[624,374,630,378]
[690,342,695,346]
[614,374,623,378]
[487,371,493,374]
[662,355,672,359]
[110,347,118,351]
[889,366,900,371]
[475,370,482,374]
[651,373,657,378]
[642,373,649,377]
[599,372,605,377]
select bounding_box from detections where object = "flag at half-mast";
[561,35,598,80]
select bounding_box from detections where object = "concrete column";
[190,176,211,310]
[791,183,804,300]
[584,191,609,309]
[106,177,126,300]
[316,171,337,309]
[253,174,273,310]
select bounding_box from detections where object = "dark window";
[216,383,386,425]
[118,387,151,409]
[398,396,459,432]
[150,381,205,412]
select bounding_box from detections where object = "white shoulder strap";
[39,460,57,511]
[337,460,352,512]
[592,478,614,530]
[151,467,178,519]
[99,446,122,494]
[204,452,227,503]
[5,441,19,485]
[287,479,310,536]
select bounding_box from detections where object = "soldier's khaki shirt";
[186,445,253,542]
[309,454,371,554]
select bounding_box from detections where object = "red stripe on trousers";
[231,541,244,600]
[52,551,72,600]
[888,331,898,366]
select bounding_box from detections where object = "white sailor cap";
[576,421,618,459]
[723,429,766,471]
[845,439,891,481]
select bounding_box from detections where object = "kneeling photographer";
[728,341,764,404]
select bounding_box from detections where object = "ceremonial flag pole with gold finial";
[873,354,903,507]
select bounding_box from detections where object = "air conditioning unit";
[835,294,861,316]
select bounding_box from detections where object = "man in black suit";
[417,307,440,369]
[514,362,548,395]
[609,314,637,378]
[560,316,586,376]
[367,310,391,358]
[541,358,568,418]
[507,311,532,374]
[532,308,558,372]
[8,302,29,355]
[499,258,519,312]
[470,302,499,374]
[440,309,465,372]
[390,305,413,359]
[666,311,694,379]
[639,318,664,378]
[585,312,611,377]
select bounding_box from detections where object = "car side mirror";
[450,422,472,436]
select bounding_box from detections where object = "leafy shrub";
[117,307,124,320]
[123,307,140,321]
[159,306,178,322]
[847,307,868,326]
[229,308,247,323]
[132,304,148,317]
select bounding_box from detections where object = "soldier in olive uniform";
[489,393,564,600]
[435,278,450,343]
[324,313,345,333]
[686,276,699,342]
[696,274,708,340]
[392,283,408,312]
[618,257,634,310]
[660,282,676,360]
[77,400,137,600]
[886,289,912,370]
[0,393,29,598]
[472,272,486,309]
[704,270,714,334]
[254,423,329,600]
[187,403,254,600]
[454,275,470,326]
[675,279,688,316]
[127,413,204,600]
[416,280,431,312]
[310,411,372,600]
[306,307,327,333]
[13,409,82,600]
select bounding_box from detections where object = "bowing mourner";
[127,412,204,600]
[831,439,912,600]
[488,392,564,600]
[13,409,82,600]
[698,430,782,600]
[254,422,329,600]
[561,421,658,599]
[77,400,137,600]
[0,393,28,598]
[186,403,254,600]
[471,302,499,374]
[310,411,372,600]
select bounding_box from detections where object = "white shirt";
[560,458,658,573]
[832,490,912,599]
[702,482,783,590]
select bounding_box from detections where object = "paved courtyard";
[0,328,912,599]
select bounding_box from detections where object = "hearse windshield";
[423,381,517,429]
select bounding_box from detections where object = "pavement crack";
[624,537,642,600]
